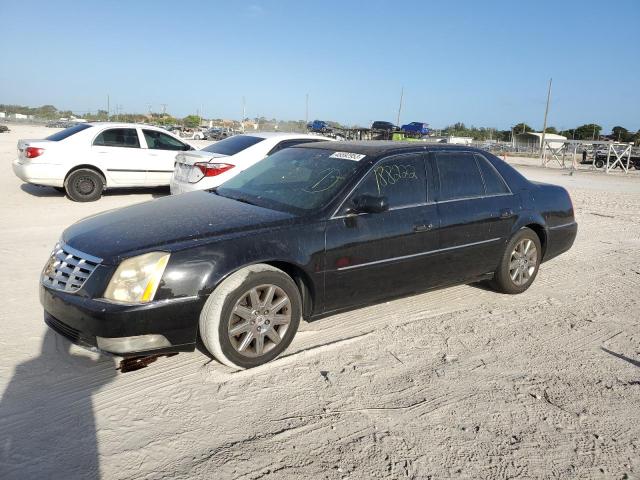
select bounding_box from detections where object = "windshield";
[45,123,93,141]
[216,147,361,214]
[202,135,264,156]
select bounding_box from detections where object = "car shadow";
[0,330,117,479]
[19,184,63,197]
[19,183,170,200]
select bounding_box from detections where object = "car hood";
[62,192,295,264]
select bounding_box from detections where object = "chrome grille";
[42,243,102,293]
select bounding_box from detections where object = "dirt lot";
[1,124,639,480]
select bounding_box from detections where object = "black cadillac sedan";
[41,142,577,368]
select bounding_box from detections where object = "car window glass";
[202,135,264,156]
[344,154,426,211]
[93,128,140,148]
[45,123,93,141]
[143,129,186,151]
[435,152,485,201]
[475,154,510,195]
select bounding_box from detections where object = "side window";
[344,154,426,211]
[143,129,187,151]
[93,128,140,148]
[475,154,510,195]
[435,152,485,201]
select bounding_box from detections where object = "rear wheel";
[65,168,104,202]
[594,159,605,169]
[199,264,301,369]
[490,228,542,294]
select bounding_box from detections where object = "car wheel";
[65,168,105,202]
[199,264,301,369]
[594,159,605,169]
[490,227,542,294]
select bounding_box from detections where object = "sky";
[1,0,639,132]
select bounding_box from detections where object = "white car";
[170,132,332,195]
[13,122,194,201]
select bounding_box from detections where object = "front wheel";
[594,159,605,169]
[199,264,301,369]
[65,168,105,202]
[490,228,542,294]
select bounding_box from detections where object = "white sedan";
[170,132,332,195]
[12,122,193,201]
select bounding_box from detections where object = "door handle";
[413,223,433,233]
[500,208,514,219]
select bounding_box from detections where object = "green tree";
[611,126,634,142]
[183,115,201,128]
[544,126,558,134]
[512,123,533,134]
[574,123,602,140]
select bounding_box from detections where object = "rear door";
[90,127,147,185]
[141,129,190,185]
[323,152,440,312]
[431,151,509,282]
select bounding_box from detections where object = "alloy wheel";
[509,239,537,287]
[228,284,291,357]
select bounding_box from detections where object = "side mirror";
[351,194,389,214]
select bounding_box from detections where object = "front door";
[323,152,440,312]
[141,129,190,186]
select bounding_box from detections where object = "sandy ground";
[0,124,639,480]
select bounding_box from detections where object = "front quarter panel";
[154,221,326,310]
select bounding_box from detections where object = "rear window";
[45,123,92,141]
[202,135,264,156]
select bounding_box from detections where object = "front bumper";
[40,284,203,357]
[12,159,65,187]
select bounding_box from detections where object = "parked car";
[40,142,577,369]
[589,149,640,169]
[13,122,194,201]
[371,121,397,132]
[170,132,332,194]
[204,127,235,140]
[307,120,332,133]
[401,122,430,136]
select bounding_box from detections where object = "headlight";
[103,252,170,304]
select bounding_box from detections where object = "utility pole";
[305,93,309,124]
[242,96,246,133]
[396,87,404,127]
[107,95,110,121]
[160,103,167,115]
[539,77,552,164]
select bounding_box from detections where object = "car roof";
[86,122,169,130]
[293,140,487,159]
[239,131,331,140]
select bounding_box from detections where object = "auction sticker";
[329,151,366,161]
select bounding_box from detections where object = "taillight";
[25,147,44,158]
[195,162,234,177]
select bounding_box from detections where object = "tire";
[490,227,542,294]
[594,159,605,169]
[199,264,301,369]
[64,168,105,202]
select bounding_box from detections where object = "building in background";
[514,132,567,150]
